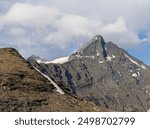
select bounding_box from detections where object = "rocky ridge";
[0,48,108,112]
[29,35,150,111]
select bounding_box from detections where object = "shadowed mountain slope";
[29,35,150,111]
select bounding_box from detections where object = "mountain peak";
[73,35,110,61]
[28,35,150,111]
[80,35,105,51]
[93,35,103,40]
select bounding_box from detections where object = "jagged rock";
[29,35,150,111]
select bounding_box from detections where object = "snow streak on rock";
[33,66,65,94]
[125,54,146,70]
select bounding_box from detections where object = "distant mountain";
[0,48,108,112]
[28,35,150,111]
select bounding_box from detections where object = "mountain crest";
[78,35,106,55]
[28,35,150,111]
[73,35,116,62]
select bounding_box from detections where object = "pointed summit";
[73,35,109,61]
[79,35,105,54]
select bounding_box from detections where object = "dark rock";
[29,35,150,111]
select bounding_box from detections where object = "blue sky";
[0,0,150,64]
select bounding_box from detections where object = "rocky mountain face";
[0,48,108,112]
[28,35,150,111]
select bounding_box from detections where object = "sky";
[0,0,150,64]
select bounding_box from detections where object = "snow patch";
[112,55,116,58]
[117,70,122,77]
[131,71,140,78]
[132,73,138,78]
[33,66,65,95]
[36,57,69,64]
[125,54,146,70]
[137,71,140,76]
[107,55,112,61]
[96,50,100,56]
[49,56,69,64]
[36,60,42,63]
[84,56,95,59]
[76,53,95,59]
[99,61,104,64]
[106,55,116,61]
[141,64,146,69]
[95,37,98,40]
[76,51,81,58]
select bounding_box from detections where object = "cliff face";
[0,48,108,112]
[29,35,150,111]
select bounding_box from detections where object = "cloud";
[44,14,101,48]
[102,17,127,34]
[100,17,140,46]
[0,3,61,27]
[137,0,150,4]
[9,27,25,36]
[146,33,150,44]
[44,15,140,48]
[0,1,150,61]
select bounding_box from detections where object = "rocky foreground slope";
[0,48,108,112]
[29,35,150,111]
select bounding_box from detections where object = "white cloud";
[100,17,140,46]
[45,14,101,48]
[44,15,140,48]
[0,3,61,27]
[102,17,127,34]
[137,0,150,4]
[9,27,25,36]
[0,1,150,60]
